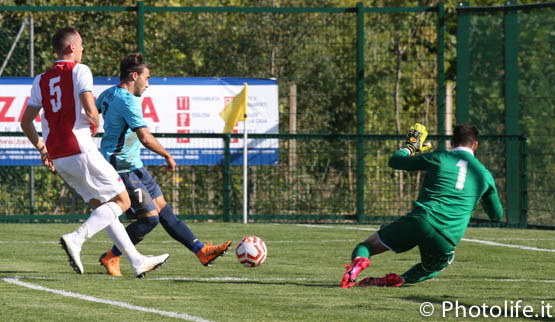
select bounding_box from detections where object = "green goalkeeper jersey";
[388,147,503,246]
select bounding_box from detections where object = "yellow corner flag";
[219,83,248,133]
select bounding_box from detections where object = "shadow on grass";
[0,270,41,274]
[169,279,339,288]
[398,295,473,307]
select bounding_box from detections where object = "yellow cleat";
[99,249,123,277]
[196,241,232,266]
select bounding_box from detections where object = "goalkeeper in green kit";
[341,123,503,288]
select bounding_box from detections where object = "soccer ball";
[236,236,267,267]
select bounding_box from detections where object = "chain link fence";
[456,2,554,226]
[1,3,550,227]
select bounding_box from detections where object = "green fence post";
[520,136,528,228]
[504,0,521,226]
[137,1,145,55]
[222,135,231,222]
[356,2,365,223]
[437,2,446,149]
[455,2,470,123]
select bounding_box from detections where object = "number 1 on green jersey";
[455,160,468,190]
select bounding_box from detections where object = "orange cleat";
[196,241,232,266]
[358,273,404,287]
[99,249,123,277]
[341,257,370,288]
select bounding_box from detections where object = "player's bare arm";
[20,106,55,172]
[136,127,176,172]
[80,91,99,135]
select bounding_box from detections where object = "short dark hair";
[52,27,78,54]
[453,123,479,147]
[120,53,149,81]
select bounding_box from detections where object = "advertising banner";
[0,77,279,166]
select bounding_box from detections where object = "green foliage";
[517,8,555,223]
[462,5,554,225]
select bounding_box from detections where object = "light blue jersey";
[96,86,146,173]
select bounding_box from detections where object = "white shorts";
[53,149,125,203]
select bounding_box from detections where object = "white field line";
[296,224,555,253]
[150,276,309,282]
[0,240,112,244]
[0,239,359,245]
[482,278,555,283]
[425,278,555,283]
[1,225,553,253]
[473,238,555,241]
[151,276,555,284]
[461,238,555,253]
[1,277,210,322]
[5,275,554,285]
[155,276,555,284]
[271,239,358,243]
[296,224,378,231]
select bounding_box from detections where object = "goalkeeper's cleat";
[99,250,122,277]
[196,241,232,266]
[132,254,170,279]
[340,256,370,288]
[59,234,84,274]
[358,273,404,288]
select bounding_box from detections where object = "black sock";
[159,204,202,253]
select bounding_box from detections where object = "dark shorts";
[378,213,455,272]
[119,167,163,216]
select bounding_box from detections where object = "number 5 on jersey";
[49,76,62,112]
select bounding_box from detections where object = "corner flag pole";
[243,105,248,224]
[218,82,248,223]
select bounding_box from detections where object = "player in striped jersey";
[341,123,504,288]
[20,27,169,278]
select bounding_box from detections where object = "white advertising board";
[0,77,278,166]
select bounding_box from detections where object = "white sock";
[104,219,143,267]
[70,202,122,245]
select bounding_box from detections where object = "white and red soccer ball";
[236,236,267,267]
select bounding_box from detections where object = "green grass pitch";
[0,223,553,321]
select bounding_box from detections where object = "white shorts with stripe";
[53,149,125,203]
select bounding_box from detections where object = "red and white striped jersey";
[27,60,96,160]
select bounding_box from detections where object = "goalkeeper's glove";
[405,123,432,156]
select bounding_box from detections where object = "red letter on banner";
[142,97,159,122]
[0,97,15,122]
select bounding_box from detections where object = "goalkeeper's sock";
[159,204,203,253]
[351,242,372,261]
[401,263,441,284]
[111,216,159,257]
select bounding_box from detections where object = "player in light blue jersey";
[97,84,146,172]
[96,53,231,276]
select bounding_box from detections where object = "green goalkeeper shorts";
[378,213,455,271]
